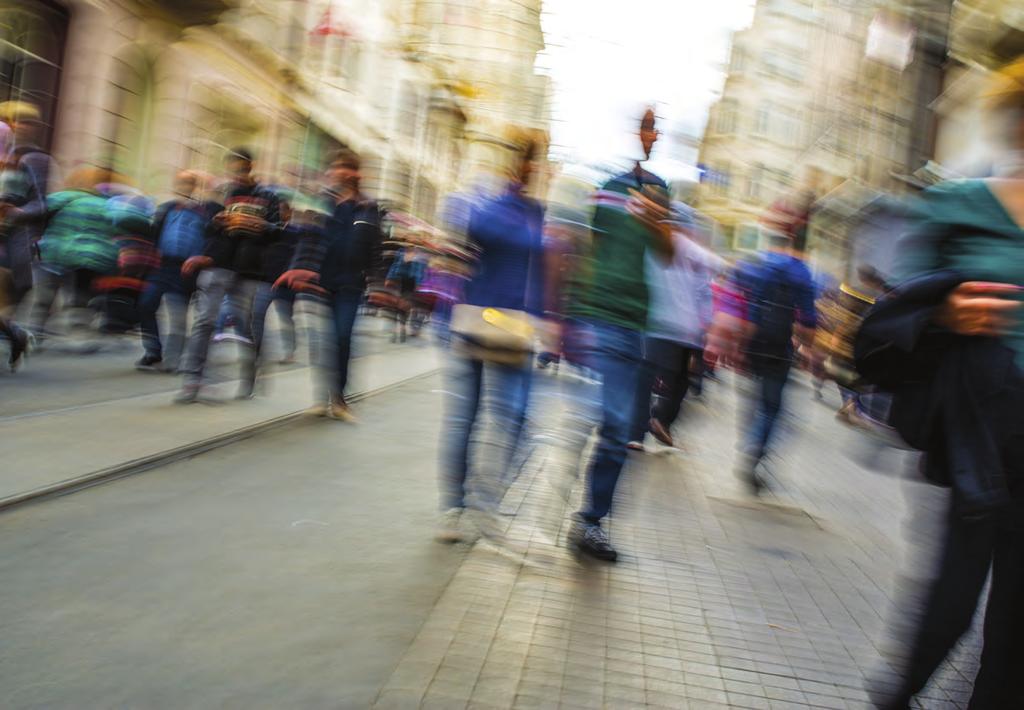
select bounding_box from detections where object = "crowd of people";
[3,57,1024,705]
[0,99,467,418]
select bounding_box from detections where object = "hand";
[935,281,1022,337]
[181,255,213,277]
[626,187,671,232]
[212,212,230,227]
[274,269,325,296]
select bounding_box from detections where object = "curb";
[0,368,440,513]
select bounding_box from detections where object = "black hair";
[225,147,254,163]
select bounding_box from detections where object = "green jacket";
[40,190,120,273]
[568,168,669,330]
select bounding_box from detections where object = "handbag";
[450,304,535,365]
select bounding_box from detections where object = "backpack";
[746,257,798,360]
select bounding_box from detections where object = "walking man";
[136,171,217,372]
[564,108,675,561]
[275,149,384,421]
[630,204,724,450]
[177,148,281,402]
[734,230,816,493]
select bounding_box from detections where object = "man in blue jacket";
[136,171,217,372]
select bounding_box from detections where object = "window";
[0,1,69,152]
[716,100,737,135]
[746,163,764,201]
[776,107,800,146]
[754,104,771,137]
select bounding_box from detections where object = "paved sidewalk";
[2,344,440,507]
[374,371,978,710]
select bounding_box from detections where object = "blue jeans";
[743,356,791,464]
[575,319,643,523]
[439,354,532,511]
[251,287,296,358]
[306,288,362,401]
[138,260,190,365]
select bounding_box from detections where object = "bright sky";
[537,0,756,182]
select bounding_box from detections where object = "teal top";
[896,179,1024,366]
[41,190,120,274]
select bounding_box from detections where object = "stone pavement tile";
[684,671,726,691]
[725,679,768,699]
[763,683,809,704]
[804,691,848,709]
[421,691,470,709]
[603,682,646,705]
[759,673,802,691]
[511,693,560,710]
[644,689,690,708]
[681,683,730,705]
[728,693,773,710]
[373,688,425,709]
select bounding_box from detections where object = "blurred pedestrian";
[862,57,1024,710]
[177,148,281,403]
[0,101,55,312]
[561,107,676,561]
[386,245,427,343]
[436,132,547,544]
[251,196,300,364]
[629,204,724,450]
[136,171,217,372]
[275,148,383,421]
[733,230,816,494]
[27,167,121,342]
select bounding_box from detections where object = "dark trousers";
[888,506,1024,709]
[138,259,190,363]
[630,337,699,442]
[311,288,362,400]
[742,356,791,464]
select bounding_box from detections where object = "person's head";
[765,230,793,253]
[326,148,361,192]
[173,170,198,199]
[224,147,254,184]
[0,101,42,147]
[64,166,111,192]
[985,58,1024,153]
[512,132,544,187]
[639,107,659,161]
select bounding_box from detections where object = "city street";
[0,364,981,709]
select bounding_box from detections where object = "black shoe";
[135,354,163,371]
[8,328,28,371]
[569,516,618,562]
[735,455,765,496]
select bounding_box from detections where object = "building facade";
[1,0,550,226]
[696,0,941,278]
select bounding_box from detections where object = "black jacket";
[202,182,281,280]
[854,270,1020,520]
[291,194,383,293]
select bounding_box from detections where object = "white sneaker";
[434,508,468,543]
